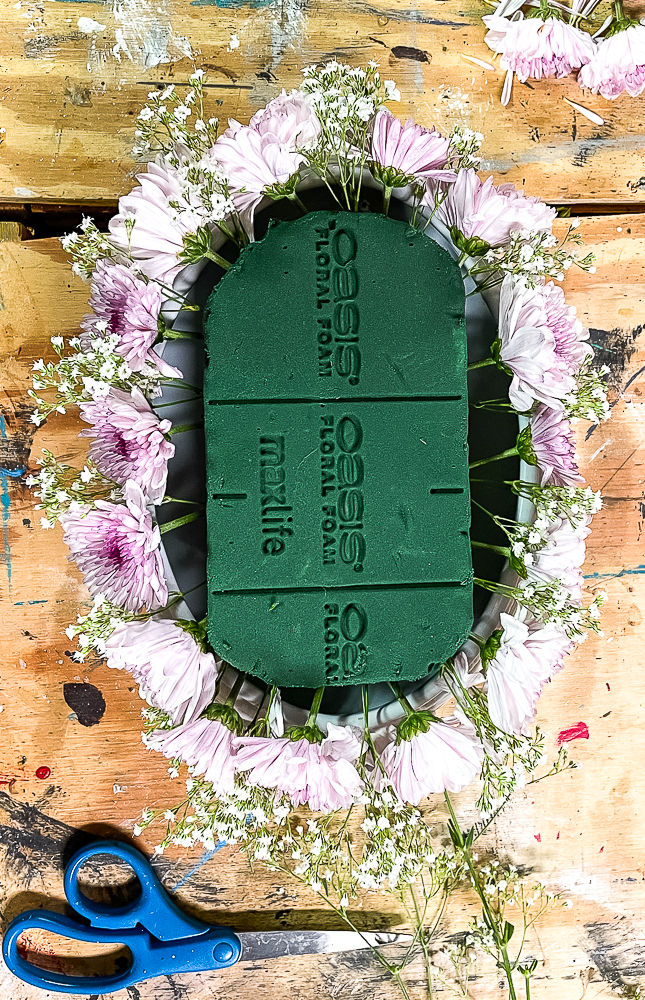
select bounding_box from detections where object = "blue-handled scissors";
[3,841,411,993]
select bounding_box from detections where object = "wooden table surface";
[1,3,645,997]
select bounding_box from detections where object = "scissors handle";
[3,909,241,994]
[64,840,209,941]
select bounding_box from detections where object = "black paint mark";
[586,324,645,440]
[165,976,192,1000]
[586,919,645,989]
[571,113,577,143]
[256,69,278,84]
[0,398,38,472]
[391,44,430,63]
[63,682,106,727]
[368,35,388,46]
[589,325,642,388]
[126,987,142,1000]
[0,790,97,887]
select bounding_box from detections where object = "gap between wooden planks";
[0,216,644,998]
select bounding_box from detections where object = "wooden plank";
[0,0,644,204]
[0,217,644,998]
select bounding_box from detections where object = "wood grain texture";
[1,0,645,205]
[1,219,645,998]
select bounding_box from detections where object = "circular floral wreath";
[28,62,610,868]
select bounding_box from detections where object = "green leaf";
[502,921,515,945]
[516,426,538,467]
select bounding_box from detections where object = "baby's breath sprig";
[28,332,163,426]
[466,222,596,291]
[64,593,138,660]
[442,666,547,817]
[564,359,611,423]
[133,71,219,160]
[510,480,602,529]
[471,497,550,578]
[60,217,126,281]
[474,576,606,640]
[25,452,117,526]
[447,124,484,171]
[299,60,399,212]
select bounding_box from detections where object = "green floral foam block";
[203,211,472,687]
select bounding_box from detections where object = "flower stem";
[467,357,496,371]
[161,379,201,394]
[167,421,204,437]
[162,328,202,341]
[203,249,231,270]
[388,681,415,718]
[225,671,246,708]
[444,793,518,1000]
[158,510,203,534]
[306,686,325,727]
[382,185,393,218]
[469,446,519,469]
[161,496,204,506]
[287,191,308,215]
[471,539,510,557]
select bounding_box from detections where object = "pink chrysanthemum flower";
[484,14,595,83]
[82,259,180,378]
[484,612,574,734]
[539,281,592,378]
[369,108,455,186]
[79,387,175,504]
[578,23,645,99]
[497,276,574,411]
[248,90,321,150]
[146,716,237,796]
[212,123,306,218]
[527,515,591,602]
[234,724,363,813]
[529,403,583,486]
[437,169,556,250]
[377,715,484,805]
[109,159,207,284]
[104,618,218,725]
[60,480,167,612]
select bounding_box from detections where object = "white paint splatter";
[228,32,240,51]
[77,16,106,33]
[78,0,193,71]
[588,439,612,462]
[13,186,36,197]
[268,0,306,68]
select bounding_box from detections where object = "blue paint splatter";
[169,845,225,892]
[14,599,49,606]
[584,565,645,580]
[0,416,25,590]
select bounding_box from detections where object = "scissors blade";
[237,930,413,963]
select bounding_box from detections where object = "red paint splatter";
[556,831,560,840]
[599,846,604,853]
[35,766,51,780]
[557,722,589,745]
[606,683,611,691]
[534,833,541,842]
